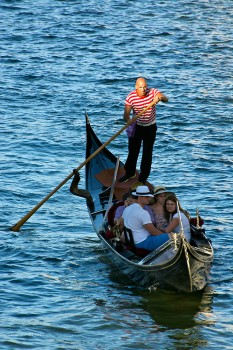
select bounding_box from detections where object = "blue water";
[1,0,232,349]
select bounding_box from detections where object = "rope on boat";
[176,200,193,291]
[172,232,178,250]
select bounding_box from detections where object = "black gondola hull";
[85,114,214,292]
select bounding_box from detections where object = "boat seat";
[190,225,206,239]
[190,217,204,227]
[123,226,151,258]
[104,202,125,242]
[107,201,124,227]
[190,225,211,248]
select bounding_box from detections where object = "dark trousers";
[124,123,157,182]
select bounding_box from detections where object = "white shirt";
[173,212,191,242]
[122,203,152,244]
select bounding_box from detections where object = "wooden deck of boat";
[95,166,154,201]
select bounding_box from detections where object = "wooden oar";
[10,98,158,232]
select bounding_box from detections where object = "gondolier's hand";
[154,93,168,103]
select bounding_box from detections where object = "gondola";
[84,114,214,293]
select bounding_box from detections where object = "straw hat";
[153,185,167,196]
[132,185,154,198]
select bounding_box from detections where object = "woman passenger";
[162,194,191,241]
[144,186,169,230]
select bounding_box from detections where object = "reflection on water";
[104,266,216,348]
[2,0,231,346]
[138,287,214,329]
[108,264,215,330]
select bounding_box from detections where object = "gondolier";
[119,77,168,184]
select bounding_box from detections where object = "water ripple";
[0,0,232,349]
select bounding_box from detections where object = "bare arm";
[123,104,132,122]
[144,223,163,236]
[164,218,179,233]
[157,92,168,103]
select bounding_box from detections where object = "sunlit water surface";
[1,1,232,349]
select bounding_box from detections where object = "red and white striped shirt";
[125,88,160,125]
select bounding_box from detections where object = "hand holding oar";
[10,99,158,232]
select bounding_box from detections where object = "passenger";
[114,192,135,224]
[114,193,135,233]
[163,194,191,242]
[122,186,171,250]
[144,185,169,230]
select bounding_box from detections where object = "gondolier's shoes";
[119,173,136,183]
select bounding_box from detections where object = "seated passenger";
[113,192,135,234]
[144,185,169,230]
[163,194,191,241]
[122,186,172,251]
[114,192,135,222]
